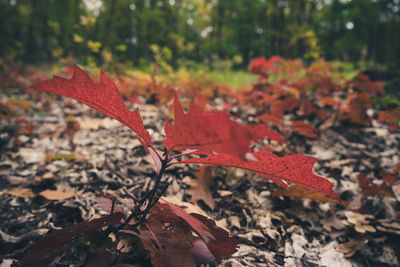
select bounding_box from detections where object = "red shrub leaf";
[177,151,339,200]
[17,212,124,267]
[156,200,238,260]
[159,201,215,243]
[164,96,283,158]
[190,213,238,260]
[32,65,153,148]
[291,120,319,139]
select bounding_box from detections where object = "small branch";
[123,153,170,228]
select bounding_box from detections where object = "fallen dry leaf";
[35,172,55,182]
[343,211,376,233]
[7,176,29,185]
[39,189,75,201]
[7,187,35,198]
[376,221,400,235]
[357,173,394,197]
[338,238,367,257]
[320,215,346,231]
[187,166,215,209]
[217,190,233,197]
[272,185,347,206]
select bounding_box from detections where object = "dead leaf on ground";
[39,189,75,201]
[338,237,367,257]
[7,175,29,185]
[34,172,55,182]
[76,116,104,130]
[7,187,35,198]
[324,158,357,169]
[343,211,376,233]
[320,215,346,231]
[347,195,363,210]
[272,185,347,206]
[377,219,400,235]
[217,190,233,197]
[187,166,216,210]
[357,173,394,197]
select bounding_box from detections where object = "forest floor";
[1,65,400,267]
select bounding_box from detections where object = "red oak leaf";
[32,65,153,148]
[246,124,285,144]
[155,200,237,260]
[164,96,283,158]
[190,213,238,260]
[291,120,319,139]
[176,151,339,200]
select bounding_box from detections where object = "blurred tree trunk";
[216,0,225,58]
[24,0,38,62]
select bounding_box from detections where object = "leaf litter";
[0,64,399,266]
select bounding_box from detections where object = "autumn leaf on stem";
[164,96,284,159]
[176,151,339,200]
[32,65,154,150]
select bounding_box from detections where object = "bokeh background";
[1,0,399,71]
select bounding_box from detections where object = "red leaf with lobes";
[31,65,153,149]
[164,96,284,158]
[246,124,285,144]
[190,213,238,260]
[157,200,238,260]
[177,151,339,200]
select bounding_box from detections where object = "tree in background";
[0,0,399,69]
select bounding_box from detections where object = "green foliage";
[373,95,400,110]
[0,0,399,70]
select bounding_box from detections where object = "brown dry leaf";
[392,182,400,202]
[343,211,376,233]
[39,189,75,201]
[216,218,228,231]
[320,215,346,231]
[187,166,215,210]
[109,233,133,253]
[7,187,35,198]
[35,172,55,182]
[272,185,348,206]
[347,195,363,211]
[76,116,104,130]
[217,190,233,197]
[338,238,367,257]
[357,173,394,197]
[7,175,29,185]
[377,219,400,235]
[324,158,357,169]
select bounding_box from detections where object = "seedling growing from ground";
[18,66,339,266]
